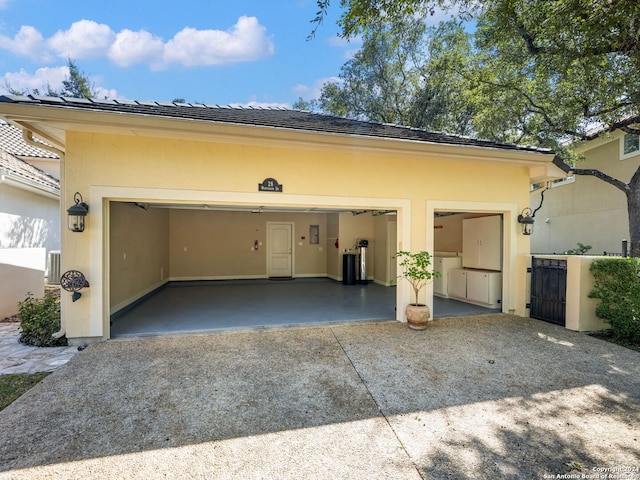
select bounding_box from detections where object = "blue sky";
[0,0,362,107]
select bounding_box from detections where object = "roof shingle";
[0,124,60,192]
[0,95,554,155]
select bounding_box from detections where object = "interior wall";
[373,214,398,285]
[337,212,375,279]
[326,213,340,279]
[168,209,328,279]
[434,214,464,254]
[109,202,169,311]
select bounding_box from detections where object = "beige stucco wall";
[168,209,328,279]
[109,202,169,312]
[565,256,608,332]
[60,129,535,342]
[531,133,639,255]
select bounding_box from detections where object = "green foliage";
[316,0,640,144]
[313,0,640,255]
[0,373,49,412]
[18,292,67,347]
[397,250,440,305]
[589,258,640,342]
[564,243,592,255]
[60,58,95,98]
[314,18,476,135]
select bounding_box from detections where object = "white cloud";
[327,34,362,48]
[163,16,274,68]
[228,101,290,109]
[326,34,362,59]
[293,76,341,100]
[48,20,116,59]
[0,25,52,62]
[1,66,68,94]
[0,0,12,8]
[108,29,165,68]
[0,67,118,99]
[0,16,274,70]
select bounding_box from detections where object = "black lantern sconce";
[518,186,548,235]
[517,208,535,235]
[67,192,89,232]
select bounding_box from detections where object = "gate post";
[565,256,609,332]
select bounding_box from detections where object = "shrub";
[589,258,640,342]
[564,242,592,255]
[18,292,67,347]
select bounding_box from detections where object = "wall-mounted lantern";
[67,192,89,232]
[517,208,535,235]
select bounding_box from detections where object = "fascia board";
[0,102,555,167]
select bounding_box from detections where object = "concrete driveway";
[0,315,639,479]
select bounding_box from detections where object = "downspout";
[21,128,67,339]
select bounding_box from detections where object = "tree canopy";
[311,0,640,255]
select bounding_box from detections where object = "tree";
[312,0,640,256]
[60,58,96,98]
[309,18,476,135]
[5,58,97,99]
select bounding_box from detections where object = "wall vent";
[48,251,61,285]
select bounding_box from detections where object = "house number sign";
[258,177,283,192]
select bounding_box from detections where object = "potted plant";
[397,250,441,330]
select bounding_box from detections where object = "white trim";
[0,173,59,199]
[91,185,412,339]
[266,221,295,278]
[426,200,519,315]
[621,133,640,160]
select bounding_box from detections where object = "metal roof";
[0,95,555,155]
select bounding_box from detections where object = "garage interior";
[109,202,501,337]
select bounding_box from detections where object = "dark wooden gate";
[530,257,567,326]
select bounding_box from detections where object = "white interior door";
[268,223,293,277]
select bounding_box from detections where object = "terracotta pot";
[405,304,431,330]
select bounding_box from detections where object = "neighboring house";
[530,130,639,255]
[0,95,565,345]
[0,123,60,318]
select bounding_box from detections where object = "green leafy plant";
[397,251,441,305]
[564,243,592,255]
[18,292,67,347]
[589,258,640,342]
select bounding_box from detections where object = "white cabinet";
[448,268,468,300]
[433,256,462,298]
[447,268,502,308]
[462,215,502,271]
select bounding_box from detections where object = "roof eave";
[0,100,556,166]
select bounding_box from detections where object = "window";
[623,133,640,157]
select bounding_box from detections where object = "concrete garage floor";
[0,316,638,479]
[110,278,498,336]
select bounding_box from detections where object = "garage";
[107,202,503,336]
[108,202,401,336]
[0,95,566,345]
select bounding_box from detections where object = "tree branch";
[572,168,630,194]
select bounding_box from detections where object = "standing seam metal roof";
[0,95,554,155]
